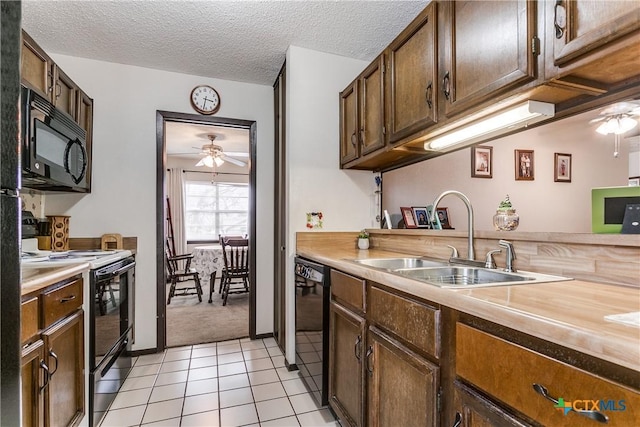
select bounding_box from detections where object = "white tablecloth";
[192,245,225,286]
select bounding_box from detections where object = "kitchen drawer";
[331,269,365,314]
[368,285,440,359]
[456,323,640,426]
[42,278,83,329]
[21,297,40,345]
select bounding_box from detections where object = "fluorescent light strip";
[426,101,555,150]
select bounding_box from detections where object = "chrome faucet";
[430,190,475,261]
[498,240,517,272]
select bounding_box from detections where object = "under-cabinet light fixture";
[425,101,555,150]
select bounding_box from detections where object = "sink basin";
[394,266,570,288]
[351,257,448,270]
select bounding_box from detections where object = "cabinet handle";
[350,132,357,148]
[365,345,373,376]
[442,72,451,100]
[425,81,433,109]
[48,349,59,376]
[354,335,362,361]
[55,82,61,98]
[554,0,566,39]
[39,360,50,393]
[60,294,76,303]
[532,383,609,424]
[359,129,365,146]
[452,412,462,427]
[47,71,54,93]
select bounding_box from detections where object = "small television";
[592,186,640,233]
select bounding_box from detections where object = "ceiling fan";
[195,134,247,167]
[589,101,640,157]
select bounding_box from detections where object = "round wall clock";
[190,85,221,115]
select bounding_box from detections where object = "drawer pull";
[354,335,362,361]
[425,81,433,109]
[39,360,50,393]
[452,412,462,427]
[365,346,373,376]
[532,383,609,424]
[60,295,76,303]
[48,349,59,376]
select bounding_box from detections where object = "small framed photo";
[436,207,452,229]
[412,207,430,228]
[554,153,572,183]
[471,145,492,178]
[401,207,417,229]
[515,149,534,181]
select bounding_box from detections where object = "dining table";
[191,244,225,288]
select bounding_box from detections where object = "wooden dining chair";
[214,234,248,295]
[218,238,249,306]
[166,248,203,304]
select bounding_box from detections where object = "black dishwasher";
[294,257,331,406]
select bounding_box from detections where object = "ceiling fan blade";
[221,154,247,167]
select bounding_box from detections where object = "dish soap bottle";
[493,195,519,231]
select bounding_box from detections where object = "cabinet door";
[52,65,77,119]
[340,80,359,165]
[366,327,439,427]
[42,310,85,427]
[360,55,385,156]
[388,2,437,144]
[21,30,52,98]
[76,90,93,191]
[441,0,537,117]
[329,302,366,427]
[552,0,640,67]
[452,381,529,427]
[22,340,46,427]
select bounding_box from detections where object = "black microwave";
[21,86,90,192]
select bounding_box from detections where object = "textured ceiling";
[21,0,428,86]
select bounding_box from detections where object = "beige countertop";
[297,245,640,372]
[21,263,90,297]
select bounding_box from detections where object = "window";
[184,181,248,242]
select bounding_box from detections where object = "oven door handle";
[96,261,136,281]
[100,338,129,377]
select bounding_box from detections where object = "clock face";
[190,85,220,115]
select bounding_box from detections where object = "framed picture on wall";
[471,145,492,178]
[515,149,534,181]
[554,153,572,182]
[412,207,430,228]
[401,207,417,229]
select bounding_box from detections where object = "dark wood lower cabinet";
[22,340,46,427]
[367,327,439,427]
[453,381,529,427]
[42,310,85,427]
[329,302,366,427]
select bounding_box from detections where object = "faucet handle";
[498,240,517,259]
[485,249,501,269]
[446,245,459,259]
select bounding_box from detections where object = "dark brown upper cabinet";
[360,56,386,156]
[440,0,537,118]
[339,80,359,165]
[387,2,438,144]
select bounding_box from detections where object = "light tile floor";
[99,337,340,427]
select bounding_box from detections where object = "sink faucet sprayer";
[430,190,475,261]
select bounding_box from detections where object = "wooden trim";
[156,110,258,350]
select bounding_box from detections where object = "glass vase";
[493,209,519,231]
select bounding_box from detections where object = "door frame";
[156,110,257,350]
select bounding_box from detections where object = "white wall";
[43,55,274,349]
[284,46,374,363]
[383,111,629,233]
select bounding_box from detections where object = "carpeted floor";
[166,278,249,348]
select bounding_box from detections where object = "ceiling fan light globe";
[214,156,225,167]
[203,156,214,167]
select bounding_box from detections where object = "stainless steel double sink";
[349,257,571,289]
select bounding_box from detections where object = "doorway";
[156,111,257,350]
